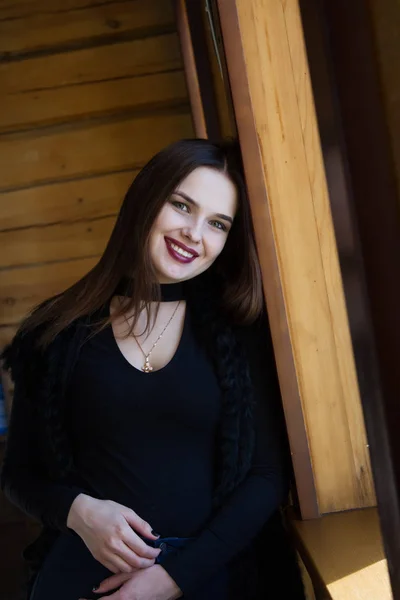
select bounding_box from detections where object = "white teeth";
[170,243,194,258]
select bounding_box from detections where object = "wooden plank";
[175,0,207,137]
[284,0,375,509]
[0,171,136,231]
[218,0,374,514]
[0,70,188,133]
[0,33,181,96]
[218,0,319,519]
[0,257,99,325]
[0,0,174,55]
[0,0,141,21]
[0,216,115,269]
[292,509,392,599]
[184,2,221,139]
[0,111,193,191]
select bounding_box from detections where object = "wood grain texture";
[284,0,375,509]
[0,0,192,335]
[0,0,150,21]
[0,216,115,269]
[0,112,193,191]
[220,0,374,513]
[0,257,99,325]
[0,0,174,56]
[0,171,136,231]
[175,0,206,137]
[0,33,181,96]
[218,0,319,518]
[203,6,236,140]
[292,509,392,599]
[0,70,188,133]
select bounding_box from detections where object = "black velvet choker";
[114,277,185,302]
[159,281,185,302]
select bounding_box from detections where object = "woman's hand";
[79,565,182,600]
[67,494,161,573]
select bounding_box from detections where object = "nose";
[182,222,202,244]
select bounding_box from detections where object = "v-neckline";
[108,303,188,375]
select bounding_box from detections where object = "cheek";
[153,205,185,234]
[204,233,229,261]
[152,208,169,234]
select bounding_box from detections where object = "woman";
[1,139,303,600]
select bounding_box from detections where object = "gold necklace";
[134,301,181,373]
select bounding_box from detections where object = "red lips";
[164,237,199,264]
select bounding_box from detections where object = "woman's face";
[149,166,238,284]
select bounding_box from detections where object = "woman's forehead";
[175,167,238,215]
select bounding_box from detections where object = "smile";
[171,243,193,258]
[164,237,199,264]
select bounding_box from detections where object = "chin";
[156,264,189,283]
[165,270,196,283]
[158,264,201,284]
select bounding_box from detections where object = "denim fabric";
[146,536,194,564]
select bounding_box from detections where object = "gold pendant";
[142,357,153,373]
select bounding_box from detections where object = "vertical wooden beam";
[304,0,400,592]
[218,0,375,517]
[175,0,207,138]
[175,0,222,139]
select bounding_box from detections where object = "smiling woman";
[150,167,237,283]
[0,139,304,600]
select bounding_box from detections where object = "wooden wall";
[0,0,193,346]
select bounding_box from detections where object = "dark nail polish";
[151,530,161,537]
[92,586,99,592]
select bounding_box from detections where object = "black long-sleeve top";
[1,301,289,595]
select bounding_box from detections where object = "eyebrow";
[173,191,234,225]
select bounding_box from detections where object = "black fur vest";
[1,283,306,600]
[2,282,256,510]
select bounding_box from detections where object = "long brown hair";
[22,138,263,347]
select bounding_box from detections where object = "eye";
[210,220,228,232]
[171,200,190,213]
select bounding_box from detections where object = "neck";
[114,277,186,302]
[159,280,185,302]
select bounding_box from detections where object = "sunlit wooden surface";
[292,508,392,599]
[218,0,375,516]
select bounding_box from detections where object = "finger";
[108,555,137,574]
[122,531,161,560]
[99,553,132,574]
[93,572,133,594]
[123,509,159,540]
[106,545,156,571]
[118,544,157,570]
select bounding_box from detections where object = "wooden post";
[175,0,207,137]
[217,0,375,517]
